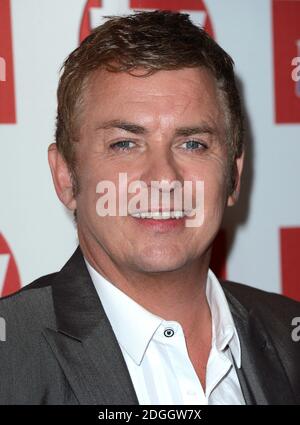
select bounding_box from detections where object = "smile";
[130,211,188,220]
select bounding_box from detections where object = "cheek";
[186,159,229,215]
[75,164,109,220]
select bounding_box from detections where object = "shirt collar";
[207,269,241,368]
[85,258,241,368]
[85,258,162,365]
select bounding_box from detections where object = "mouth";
[129,210,189,220]
[129,210,190,231]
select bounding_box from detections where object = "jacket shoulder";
[222,280,300,403]
[221,279,300,355]
[0,272,58,338]
[0,271,59,301]
[0,271,75,404]
[221,279,300,316]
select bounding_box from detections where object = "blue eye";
[110,140,135,150]
[183,140,207,150]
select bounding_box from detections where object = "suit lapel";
[223,286,297,405]
[42,246,139,405]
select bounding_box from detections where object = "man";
[0,10,299,405]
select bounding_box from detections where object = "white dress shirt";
[85,258,245,405]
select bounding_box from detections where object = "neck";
[78,229,212,340]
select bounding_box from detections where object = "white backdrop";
[0,0,299,299]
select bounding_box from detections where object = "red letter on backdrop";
[273,0,300,123]
[0,0,16,124]
[0,233,21,297]
[280,228,300,302]
[79,0,214,42]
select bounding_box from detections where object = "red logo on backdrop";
[0,0,16,124]
[0,233,21,297]
[273,0,300,123]
[80,0,214,43]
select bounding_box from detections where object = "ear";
[227,151,244,207]
[48,143,77,211]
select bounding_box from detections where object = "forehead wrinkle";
[84,68,226,140]
[122,94,196,122]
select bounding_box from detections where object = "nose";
[140,148,182,188]
[138,148,185,212]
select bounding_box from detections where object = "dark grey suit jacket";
[0,246,299,405]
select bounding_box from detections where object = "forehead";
[82,67,224,130]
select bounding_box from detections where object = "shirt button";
[164,328,175,337]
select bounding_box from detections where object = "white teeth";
[131,211,186,219]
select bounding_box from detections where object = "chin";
[132,252,189,274]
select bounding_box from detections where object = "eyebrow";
[96,120,147,134]
[95,119,216,137]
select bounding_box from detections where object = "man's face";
[61,67,241,273]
